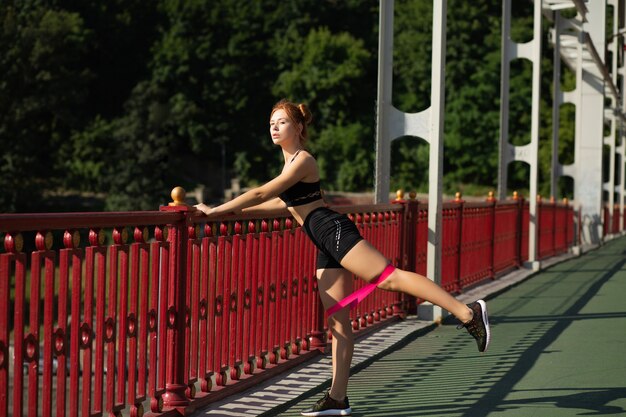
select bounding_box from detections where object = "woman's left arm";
[195,185,274,217]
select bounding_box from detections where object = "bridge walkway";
[197,237,626,417]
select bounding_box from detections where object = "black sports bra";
[279,181,322,207]
[278,149,323,207]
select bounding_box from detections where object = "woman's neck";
[282,146,303,164]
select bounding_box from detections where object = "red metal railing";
[458,200,495,288]
[383,194,573,293]
[603,205,623,236]
[537,198,574,260]
[0,212,180,417]
[338,207,406,327]
[441,200,462,293]
[0,195,578,417]
[493,200,522,274]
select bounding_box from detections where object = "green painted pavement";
[279,237,626,417]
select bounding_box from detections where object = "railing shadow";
[458,242,626,417]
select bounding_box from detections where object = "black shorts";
[302,207,364,269]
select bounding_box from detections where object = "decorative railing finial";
[169,186,187,207]
[3,232,23,253]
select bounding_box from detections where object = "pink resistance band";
[326,264,396,318]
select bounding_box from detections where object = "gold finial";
[563,197,568,204]
[396,189,404,200]
[455,192,462,202]
[4,232,24,253]
[169,186,187,206]
[408,191,417,200]
[487,191,495,202]
[513,191,519,200]
[45,231,54,250]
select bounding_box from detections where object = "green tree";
[392,0,502,195]
[60,0,162,118]
[390,138,430,193]
[0,4,92,211]
[101,82,177,210]
[274,27,375,190]
[442,1,502,193]
[1,0,575,211]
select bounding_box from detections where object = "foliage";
[274,27,375,190]
[390,138,429,193]
[0,4,92,211]
[0,0,581,211]
[392,0,503,194]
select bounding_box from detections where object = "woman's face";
[269,109,301,146]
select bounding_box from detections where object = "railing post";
[487,191,497,279]
[393,190,413,271]
[513,192,523,267]
[550,196,556,256]
[308,300,327,352]
[563,198,569,250]
[454,192,464,293]
[393,190,417,315]
[308,206,326,350]
[578,209,582,246]
[160,187,194,412]
[532,194,543,265]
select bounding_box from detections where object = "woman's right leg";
[316,267,354,402]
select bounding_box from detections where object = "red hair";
[271,99,313,145]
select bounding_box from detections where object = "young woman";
[195,99,490,417]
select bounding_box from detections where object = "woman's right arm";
[195,197,287,217]
[195,153,315,218]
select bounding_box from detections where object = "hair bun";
[298,103,313,125]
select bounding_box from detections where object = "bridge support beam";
[575,2,606,244]
[621,11,626,234]
[548,1,626,245]
[498,0,542,268]
[374,0,447,321]
[550,9,583,250]
[605,0,626,238]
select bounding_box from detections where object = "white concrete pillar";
[550,8,584,249]
[374,0,447,321]
[605,0,619,236]
[618,2,626,233]
[498,0,542,268]
[420,0,447,322]
[551,12,563,200]
[576,1,606,244]
[374,0,394,203]
[621,29,626,233]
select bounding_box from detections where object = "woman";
[195,99,490,417]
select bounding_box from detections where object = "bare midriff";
[286,199,326,226]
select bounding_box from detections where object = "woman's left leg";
[339,240,473,323]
